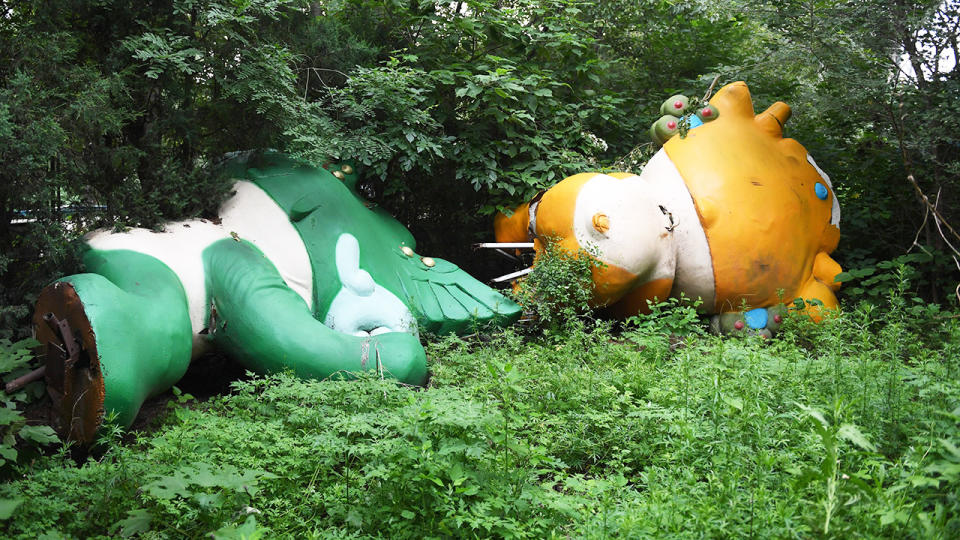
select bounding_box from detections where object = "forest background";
[2,2,960,538]
[1,0,959,335]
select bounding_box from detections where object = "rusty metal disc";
[33,281,105,444]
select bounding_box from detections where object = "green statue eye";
[649,115,681,146]
[660,94,690,116]
[696,104,719,122]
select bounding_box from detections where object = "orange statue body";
[494,82,843,335]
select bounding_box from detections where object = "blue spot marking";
[688,115,704,130]
[815,182,829,200]
[745,308,768,329]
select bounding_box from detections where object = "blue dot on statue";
[814,182,828,200]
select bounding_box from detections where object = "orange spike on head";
[708,81,755,118]
[755,102,791,138]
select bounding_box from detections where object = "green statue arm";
[203,238,427,385]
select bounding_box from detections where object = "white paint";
[806,154,841,227]
[86,220,228,356]
[85,180,316,356]
[572,172,676,283]
[637,150,717,306]
[219,181,314,307]
[324,233,417,337]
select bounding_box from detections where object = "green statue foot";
[709,304,787,338]
[33,250,193,442]
[34,281,105,443]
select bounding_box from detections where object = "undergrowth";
[1,282,959,537]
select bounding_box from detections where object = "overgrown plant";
[114,462,276,538]
[794,401,877,536]
[511,239,599,332]
[2,297,960,537]
[625,294,707,337]
[0,338,57,471]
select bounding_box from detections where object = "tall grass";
[1,286,959,538]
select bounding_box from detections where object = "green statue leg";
[34,250,193,442]
[202,239,428,385]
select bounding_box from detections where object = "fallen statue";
[34,152,521,442]
[493,82,843,335]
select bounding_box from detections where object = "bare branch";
[890,98,960,299]
[702,75,722,102]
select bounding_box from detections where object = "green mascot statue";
[34,152,521,443]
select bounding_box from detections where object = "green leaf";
[722,395,744,412]
[144,473,191,499]
[879,508,908,526]
[938,438,960,461]
[796,403,829,429]
[838,423,877,452]
[18,425,58,445]
[345,509,363,529]
[211,515,266,540]
[0,407,23,426]
[117,509,152,538]
[0,445,17,462]
[0,498,23,520]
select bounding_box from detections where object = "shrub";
[511,239,599,332]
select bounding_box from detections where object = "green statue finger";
[650,115,681,146]
[696,103,719,122]
[659,94,690,116]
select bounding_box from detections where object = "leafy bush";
[1,294,959,537]
[836,251,959,308]
[0,338,57,471]
[625,294,707,338]
[511,239,599,332]
[115,462,276,538]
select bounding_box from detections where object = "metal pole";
[473,242,535,249]
[4,366,46,394]
[491,267,534,283]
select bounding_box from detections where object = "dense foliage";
[2,281,959,537]
[1,0,958,334]
[2,1,960,536]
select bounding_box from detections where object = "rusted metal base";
[33,282,105,444]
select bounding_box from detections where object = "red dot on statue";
[666,121,677,129]
[773,315,783,324]
[674,100,684,109]
[734,321,744,330]
[702,108,712,117]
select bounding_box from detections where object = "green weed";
[0,338,58,476]
[1,282,959,538]
[511,238,600,333]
